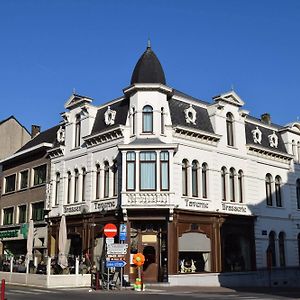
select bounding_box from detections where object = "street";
[4,285,300,300]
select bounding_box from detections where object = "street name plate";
[107,243,128,255]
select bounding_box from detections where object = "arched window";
[82,168,86,202]
[96,164,101,199]
[298,141,300,163]
[278,232,286,267]
[226,113,234,146]
[74,169,79,203]
[182,160,189,196]
[202,163,208,199]
[132,107,136,135]
[265,174,273,206]
[229,168,236,202]
[298,233,300,265]
[238,170,243,203]
[296,179,300,210]
[75,114,81,148]
[268,231,276,267]
[113,161,118,196]
[275,176,282,207]
[292,140,296,157]
[104,162,110,198]
[67,171,71,204]
[126,152,136,191]
[191,160,199,197]
[55,172,60,206]
[221,167,227,201]
[161,107,165,134]
[142,105,153,133]
[160,152,169,191]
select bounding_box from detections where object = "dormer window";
[75,114,81,148]
[226,113,234,146]
[142,105,153,133]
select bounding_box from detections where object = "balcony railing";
[122,191,175,207]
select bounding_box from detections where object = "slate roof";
[173,89,209,106]
[91,98,129,135]
[17,125,60,153]
[131,46,166,85]
[168,98,215,134]
[129,138,165,145]
[245,121,287,153]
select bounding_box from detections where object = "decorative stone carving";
[251,126,262,144]
[56,126,65,143]
[184,104,196,125]
[104,106,116,126]
[268,131,278,148]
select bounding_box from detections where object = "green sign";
[20,223,29,239]
[0,230,18,239]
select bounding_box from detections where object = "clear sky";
[0,0,299,131]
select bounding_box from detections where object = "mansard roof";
[168,98,215,134]
[91,98,129,135]
[131,45,166,85]
[245,118,287,154]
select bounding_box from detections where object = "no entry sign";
[103,223,117,238]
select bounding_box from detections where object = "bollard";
[1,279,5,300]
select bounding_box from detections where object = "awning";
[178,232,211,252]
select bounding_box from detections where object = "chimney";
[261,113,271,125]
[31,125,41,138]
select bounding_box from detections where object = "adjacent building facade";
[0,125,58,259]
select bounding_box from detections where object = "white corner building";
[46,44,300,285]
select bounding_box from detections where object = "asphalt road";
[4,285,300,300]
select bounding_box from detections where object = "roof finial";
[231,83,234,91]
[147,37,151,49]
[73,88,76,94]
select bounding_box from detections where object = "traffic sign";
[119,224,127,241]
[103,223,117,238]
[106,237,114,245]
[107,243,128,255]
[106,260,127,268]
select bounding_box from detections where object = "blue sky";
[0,0,299,131]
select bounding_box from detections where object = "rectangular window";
[5,174,16,193]
[126,152,136,191]
[140,152,156,191]
[20,170,29,189]
[18,205,26,223]
[160,152,169,191]
[32,202,44,221]
[3,207,14,225]
[33,165,47,186]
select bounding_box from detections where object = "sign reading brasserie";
[221,203,247,213]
